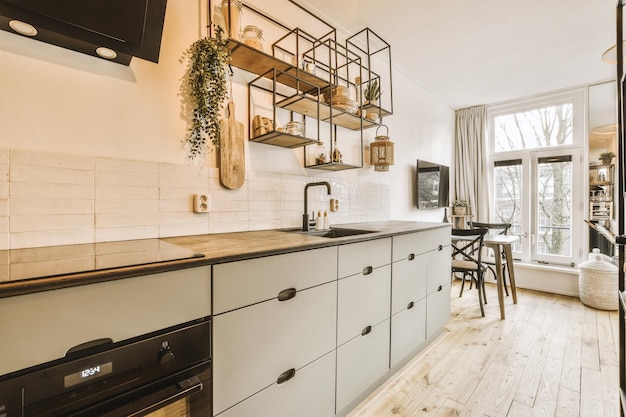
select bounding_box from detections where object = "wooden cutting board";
[219,101,245,189]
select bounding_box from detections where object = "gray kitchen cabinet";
[337,264,391,346]
[390,228,451,368]
[336,319,391,413]
[212,250,337,416]
[426,232,452,339]
[217,350,336,417]
[390,299,426,367]
[211,226,451,417]
[336,238,392,413]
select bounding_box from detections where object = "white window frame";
[488,89,586,266]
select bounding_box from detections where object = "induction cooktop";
[0,239,204,282]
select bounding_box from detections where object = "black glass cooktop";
[0,239,204,282]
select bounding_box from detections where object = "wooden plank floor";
[347,280,619,417]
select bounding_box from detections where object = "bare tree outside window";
[493,103,573,258]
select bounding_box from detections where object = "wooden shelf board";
[249,131,317,148]
[228,40,327,93]
[362,101,392,117]
[305,162,362,171]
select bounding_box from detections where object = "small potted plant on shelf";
[182,26,231,160]
[599,151,616,166]
[452,199,470,215]
[363,79,380,104]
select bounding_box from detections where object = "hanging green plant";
[182,27,231,159]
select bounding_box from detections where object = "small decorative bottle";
[331,138,342,163]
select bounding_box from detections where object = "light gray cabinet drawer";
[391,254,428,315]
[337,264,391,346]
[338,238,391,279]
[390,298,426,367]
[392,228,450,262]
[336,319,390,413]
[216,350,336,417]
[213,246,337,314]
[427,282,451,338]
[213,281,337,415]
[426,246,452,295]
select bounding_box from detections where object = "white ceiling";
[299,0,618,109]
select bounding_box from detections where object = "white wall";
[0,0,453,249]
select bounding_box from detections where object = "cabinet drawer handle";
[277,288,297,301]
[361,325,372,336]
[408,253,415,261]
[276,368,296,385]
[407,301,415,310]
[438,285,443,292]
[362,266,373,276]
[438,245,443,251]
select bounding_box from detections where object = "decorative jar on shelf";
[241,25,263,51]
[314,141,328,165]
[220,0,242,40]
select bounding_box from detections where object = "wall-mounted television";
[417,160,449,209]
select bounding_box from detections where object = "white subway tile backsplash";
[95,213,159,228]
[11,149,93,170]
[96,199,158,214]
[249,219,282,231]
[12,199,93,215]
[95,157,157,174]
[95,225,159,242]
[95,185,158,200]
[210,199,249,213]
[11,166,93,185]
[2,149,389,248]
[11,182,94,199]
[11,230,94,248]
[160,222,209,238]
[11,214,93,233]
[159,163,209,188]
[96,171,157,187]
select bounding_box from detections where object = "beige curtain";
[454,105,489,222]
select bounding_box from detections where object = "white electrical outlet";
[330,198,339,212]
[193,194,209,213]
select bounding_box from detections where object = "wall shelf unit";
[210,0,392,171]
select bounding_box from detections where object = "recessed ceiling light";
[9,20,37,37]
[96,47,117,60]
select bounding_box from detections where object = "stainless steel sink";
[282,227,378,238]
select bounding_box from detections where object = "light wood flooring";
[347,280,619,417]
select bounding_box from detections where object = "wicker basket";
[578,254,618,310]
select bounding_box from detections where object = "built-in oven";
[0,317,211,417]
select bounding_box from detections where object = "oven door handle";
[71,375,203,417]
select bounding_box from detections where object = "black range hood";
[0,0,168,65]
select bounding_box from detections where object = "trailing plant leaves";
[182,27,230,160]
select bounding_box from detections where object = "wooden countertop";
[0,221,449,299]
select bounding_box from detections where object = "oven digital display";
[64,362,113,388]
